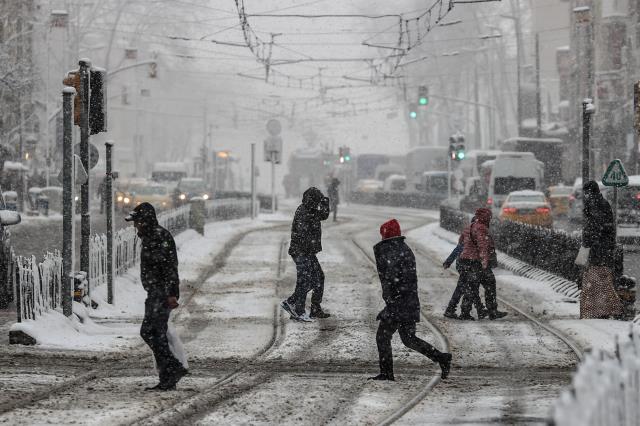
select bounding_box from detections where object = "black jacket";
[138,211,180,300]
[288,187,330,257]
[373,236,421,323]
[583,181,616,267]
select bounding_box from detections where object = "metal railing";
[552,327,640,426]
[11,199,251,323]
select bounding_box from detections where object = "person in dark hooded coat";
[281,187,331,320]
[580,180,623,319]
[327,177,340,222]
[126,202,188,390]
[369,219,452,381]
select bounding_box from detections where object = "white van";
[487,152,544,213]
[383,174,407,192]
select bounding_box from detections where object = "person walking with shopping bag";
[575,181,623,319]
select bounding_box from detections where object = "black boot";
[164,364,189,389]
[443,309,458,319]
[368,373,395,381]
[477,307,489,319]
[310,305,330,319]
[439,353,452,379]
[458,313,475,321]
[488,310,507,320]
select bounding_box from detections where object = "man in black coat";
[369,219,452,381]
[583,180,616,267]
[281,187,331,321]
[126,202,188,390]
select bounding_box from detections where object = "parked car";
[499,190,553,227]
[383,174,407,192]
[547,184,572,216]
[616,175,640,227]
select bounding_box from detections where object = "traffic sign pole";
[602,159,629,241]
[271,153,276,214]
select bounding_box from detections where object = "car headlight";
[203,194,209,200]
[162,201,167,206]
[179,194,186,200]
[74,196,79,201]
[117,195,123,202]
[123,197,130,204]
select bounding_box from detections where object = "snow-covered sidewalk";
[8,215,287,352]
[407,222,632,355]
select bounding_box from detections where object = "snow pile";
[552,324,640,426]
[10,215,283,351]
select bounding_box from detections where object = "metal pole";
[62,87,74,317]
[251,143,256,219]
[613,186,618,239]
[105,142,114,305]
[447,153,452,200]
[212,152,217,196]
[79,59,91,301]
[474,66,481,149]
[271,155,276,213]
[582,99,592,226]
[535,32,542,138]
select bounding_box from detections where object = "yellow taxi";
[547,184,572,216]
[129,183,173,211]
[499,190,553,227]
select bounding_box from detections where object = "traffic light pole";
[105,142,114,305]
[447,154,452,201]
[582,99,594,226]
[251,143,256,219]
[62,87,75,318]
[271,154,276,214]
[79,59,91,302]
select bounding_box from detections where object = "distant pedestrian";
[458,208,507,320]
[327,177,340,222]
[281,187,331,321]
[442,220,488,320]
[369,219,452,381]
[126,202,189,391]
[578,180,623,319]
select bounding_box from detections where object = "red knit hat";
[380,219,401,240]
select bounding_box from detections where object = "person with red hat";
[369,218,452,381]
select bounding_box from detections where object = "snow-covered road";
[0,205,589,425]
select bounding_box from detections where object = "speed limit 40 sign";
[602,159,629,187]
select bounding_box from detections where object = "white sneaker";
[297,313,314,322]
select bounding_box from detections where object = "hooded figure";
[281,187,331,321]
[458,208,507,320]
[369,219,452,381]
[125,202,188,390]
[327,178,340,222]
[580,181,623,319]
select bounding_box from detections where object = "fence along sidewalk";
[552,326,640,426]
[13,199,250,323]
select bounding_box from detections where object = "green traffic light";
[419,97,428,105]
[409,111,417,119]
[456,150,465,160]
[344,155,351,162]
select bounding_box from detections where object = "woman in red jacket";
[458,208,507,320]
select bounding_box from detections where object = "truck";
[487,152,544,213]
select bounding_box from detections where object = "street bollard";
[189,197,205,235]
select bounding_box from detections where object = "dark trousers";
[330,202,338,221]
[447,260,485,315]
[461,266,498,314]
[141,298,182,383]
[376,318,443,377]
[287,254,324,315]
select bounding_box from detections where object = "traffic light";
[343,147,351,162]
[418,85,429,106]
[338,147,345,163]
[409,103,418,119]
[449,134,466,161]
[62,71,81,126]
[89,67,107,134]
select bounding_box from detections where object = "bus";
[499,137,563,188]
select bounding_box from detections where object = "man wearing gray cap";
[125,202,188,390]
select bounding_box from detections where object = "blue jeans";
[287,255,324,315]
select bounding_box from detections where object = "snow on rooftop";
[508,190,545,196]
[3,161,28,171]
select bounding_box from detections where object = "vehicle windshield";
[136,186,168,196]
[179,180,206,192]
[494,177,536,195]
[549,187,572,196]
[508,194,546,203]
[425,176,448,192]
